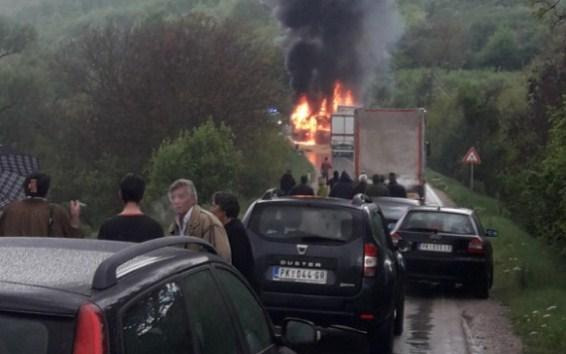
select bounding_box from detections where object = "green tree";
[146,120,241,205]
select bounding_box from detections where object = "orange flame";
[291,81,356,145]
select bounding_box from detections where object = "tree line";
[0,1,313,231]
[376,0,566,254]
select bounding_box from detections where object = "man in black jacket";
[329,171,354,199]
[211,191,255,287]
[387,172,407,198]
[289,175,315,196]
[279,169,296,195]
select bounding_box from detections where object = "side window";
[215,269,273,354]
[181,270,241,354]
[122,282,193,354]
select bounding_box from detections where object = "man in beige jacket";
[167,179,231,263]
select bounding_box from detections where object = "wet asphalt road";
[298,283,479,354]
[294,145,505,354]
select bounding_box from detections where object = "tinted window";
[249,204,362,242]
[123,282,193,354]
[0,313,74,354]
[401,212,475,235]
[181,270,240,354]
[215,269,272,354]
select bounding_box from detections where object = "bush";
[146,120,241,205]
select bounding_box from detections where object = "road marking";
[426,184,443,206]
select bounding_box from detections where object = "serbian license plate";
[418,243,453,253]
[272,267,328,284]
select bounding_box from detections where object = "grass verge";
[427,170,566,354]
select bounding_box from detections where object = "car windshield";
[401,211,475,235]
[249,204,362,242]
[0,313,74,354]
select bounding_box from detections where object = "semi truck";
[331,107,427,200]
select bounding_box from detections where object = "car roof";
[404,205,474,215]
[372,197,421,206]
[0,237,214,314]
[254,195,369,210]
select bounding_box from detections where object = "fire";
[291,81,355,145]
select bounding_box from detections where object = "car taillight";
[73,304,105,354]
[468,237,484,254]
[363,243,378,277]
[391,232,402,247]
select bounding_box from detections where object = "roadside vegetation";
[0,0,314,228]
[428,170,566,354]
[371,0,566,256]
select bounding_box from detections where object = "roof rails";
[352,193,373,206]
[92,236,217,290]
[262,188,285,200]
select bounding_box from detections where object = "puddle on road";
[405,298,434,353]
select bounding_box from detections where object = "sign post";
[462,147,481,191]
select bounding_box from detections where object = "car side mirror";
[282,318,321,346]
[485,229,497,237]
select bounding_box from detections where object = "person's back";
[366,174,390,197]
[98,173,163,242]
[98,215,163,242]
[329,171,354,199]
[0,173,81,238]
[387,173,407,198]
[289,175,314,196]
[353,174,368,195]
[0,199,80,237]
[280,170,296,195]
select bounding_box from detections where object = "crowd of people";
[0,158,406,285]
[279,157,407,199]
[0,172,254,285]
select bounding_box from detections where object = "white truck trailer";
[331,107,427,200]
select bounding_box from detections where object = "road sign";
[463,147,481,165]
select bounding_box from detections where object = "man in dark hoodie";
[329,171,354,199]
[279,169,296,195]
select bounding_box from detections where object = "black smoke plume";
[273,0,402,106]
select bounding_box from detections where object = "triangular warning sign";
[463,147,481,164]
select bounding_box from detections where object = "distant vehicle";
[392,206,496,298]
[243,194,406,354]
[330,106,356,158]
[0,237,317,354]
[372,196,421,231]
[331,107,428,201]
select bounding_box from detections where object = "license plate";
[418,243,452,253]
[272,267,328,284]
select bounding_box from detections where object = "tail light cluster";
[363,243,378,277]
[73,304,105,354]
[467,236,485,254]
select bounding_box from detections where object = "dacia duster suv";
[243,195,406,354]
[0,236,317,354]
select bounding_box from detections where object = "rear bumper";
[260,281,395,331]
[403,254,488,283]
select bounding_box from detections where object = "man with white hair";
[167,179,231,262]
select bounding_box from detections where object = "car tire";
[368,315,394,354]
[393,295,405,336]
[471,274,490,299]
